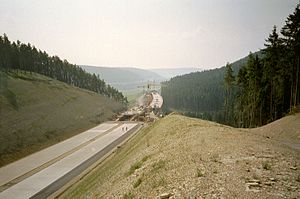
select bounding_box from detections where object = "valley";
[0,2,299,198]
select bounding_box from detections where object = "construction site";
[117,83,164,122]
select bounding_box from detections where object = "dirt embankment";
[62,113,300,199]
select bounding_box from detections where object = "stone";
[246,182,261,187]
[160,192,172,199]
[264,181,275,186]
[245,184,260,192]
[248,179,261,183]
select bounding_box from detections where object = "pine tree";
[281,4,300,109]
[263,26,283,120]
[224,63,235,124]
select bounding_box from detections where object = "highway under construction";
[0,89,164,199]
[117,90,164,122]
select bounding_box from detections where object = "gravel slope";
[62,113,300,199]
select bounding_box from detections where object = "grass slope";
[0,71,124,166]
[62,113,300,198]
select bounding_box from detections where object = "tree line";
[225,4,300,127]
[162,4,299,127]
[0,35,128,104]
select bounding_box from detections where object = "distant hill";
[0,71,124,166]
[80,66,165,91]
[150,67,203,79]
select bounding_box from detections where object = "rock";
[248,179,261,183]
[264,181,275,186]
[269,177,276,181]
[245,184,260,192]
[245,182,262,192]
[159,192,172,199]
[246,182,261,187]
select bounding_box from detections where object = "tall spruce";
[281,4,300,109]
[224,63,235,124]
[263,26,283,120]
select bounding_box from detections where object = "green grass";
[128,155,150,175]
[151,177,166,188]
[128,161,143,175]
[133,178,142,188]
[123,89,143,107]
[196,168,204,177]
[0,70,124,166]
[262,161,272,170]
[151,159,166,172]
[123,192,134,199]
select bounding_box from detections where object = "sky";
[0,0,298,69]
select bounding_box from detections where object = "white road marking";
[0,123,138,199]
[0,123,118,187]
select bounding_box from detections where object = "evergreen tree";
[281,4,300,109]
[224,63,235,124]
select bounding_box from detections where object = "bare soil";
[62,113,300,199]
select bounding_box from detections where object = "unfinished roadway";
[0,121,141,199]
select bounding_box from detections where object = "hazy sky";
[0,0,298,69]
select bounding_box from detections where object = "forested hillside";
[161,51,262,123]
[0,36,127,104]
[162,4,300,127]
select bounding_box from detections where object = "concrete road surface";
[0,121,141,199]
[150,92,163,108]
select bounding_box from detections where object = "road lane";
[0,122,140,199]
[0,122,119,188]
[150,92,163,108]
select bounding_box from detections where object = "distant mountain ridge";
[80,66,204,92]
[81,66,165,83]
[80,66,165,91]
[149,67,203,79]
